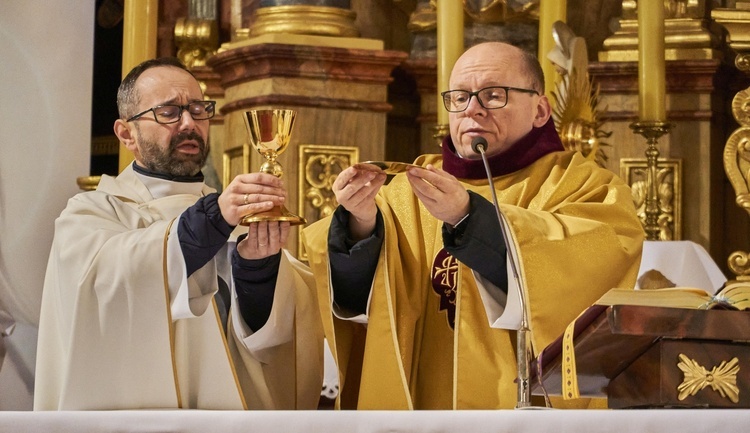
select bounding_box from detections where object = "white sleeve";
[166,214,219,320]
[474,254,522,330]
[229,249,300,363]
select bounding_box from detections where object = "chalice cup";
[240,109,306,226]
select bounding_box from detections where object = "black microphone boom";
[471,136,533,409]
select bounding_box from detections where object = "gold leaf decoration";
[548,22,611,167]
[677,354,740,403]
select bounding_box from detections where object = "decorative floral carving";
[677,354,740,403]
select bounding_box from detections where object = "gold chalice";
[240,109,306,226]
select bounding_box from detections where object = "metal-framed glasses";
[126,100,217,124]
[441,86,539,112]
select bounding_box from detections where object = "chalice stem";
[241,108,306,226]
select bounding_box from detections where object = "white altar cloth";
[1,409,748,433]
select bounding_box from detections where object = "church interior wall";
[0,0,95,410]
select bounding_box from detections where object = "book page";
[595,287,718,310]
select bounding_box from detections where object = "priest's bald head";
[443,42,551,160]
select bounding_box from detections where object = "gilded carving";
[726,88,750,220]
[432,124,450,148]
[407,0,539,31]
[677,354,740,403]
[548,22,610,167]
[174,17,219,68]
[736,54,750,75]
[247,5,359,38]
[76,176,102,191]
[621,158,682,240]
[222,144,251,190]
[731,88,750,126]
[724,126,750,215]
[727,251,750,281]
[297,145,359,259]
[599,0,719,61]
[713,4,750,284]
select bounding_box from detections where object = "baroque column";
[207,1,406,257]
[247,0,359,37]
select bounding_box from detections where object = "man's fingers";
[333,167,363,191]
[408,174,439,203]
[240,193,285,207]
[243,201,276,216]
[235,172,283,187]
[407,167,441,189]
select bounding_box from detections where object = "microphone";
[471,136,488,154]
[471,136,533,409]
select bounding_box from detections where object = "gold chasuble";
[303,121,644,409]
[35,165,323,410]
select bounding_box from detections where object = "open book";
[532,282,750,405]
[594,283,750,311]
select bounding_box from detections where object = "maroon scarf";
[441,118,564,179]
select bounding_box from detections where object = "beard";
[136,130,209,177]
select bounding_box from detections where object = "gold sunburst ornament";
[676,354,740,403]
[547,21,611,167]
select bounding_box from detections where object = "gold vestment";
[303,151,643,409]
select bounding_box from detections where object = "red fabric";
[441,118,564,179]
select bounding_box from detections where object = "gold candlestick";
[630,121,673,240]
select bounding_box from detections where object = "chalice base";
[239,205,307,226]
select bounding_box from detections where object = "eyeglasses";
[441,86,539,112]
[126,100,217,124]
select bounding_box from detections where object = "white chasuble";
[34,165,323,410]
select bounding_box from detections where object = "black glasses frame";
[126,100,217,124]
[441,86,539,112]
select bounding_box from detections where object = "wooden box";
[533,305,750,408]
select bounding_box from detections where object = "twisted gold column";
[713,4,750,286]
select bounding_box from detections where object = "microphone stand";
[471,137,532,409]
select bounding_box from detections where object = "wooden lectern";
[533,304,750,408]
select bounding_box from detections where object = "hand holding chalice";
[240,109,306,226]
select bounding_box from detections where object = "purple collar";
[441,118,564,179]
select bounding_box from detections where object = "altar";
[2,409,749,433]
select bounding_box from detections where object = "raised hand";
[333,165,387,241]
[236,220,291,259]
[406,164,470,226]
[218,173,287,227]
